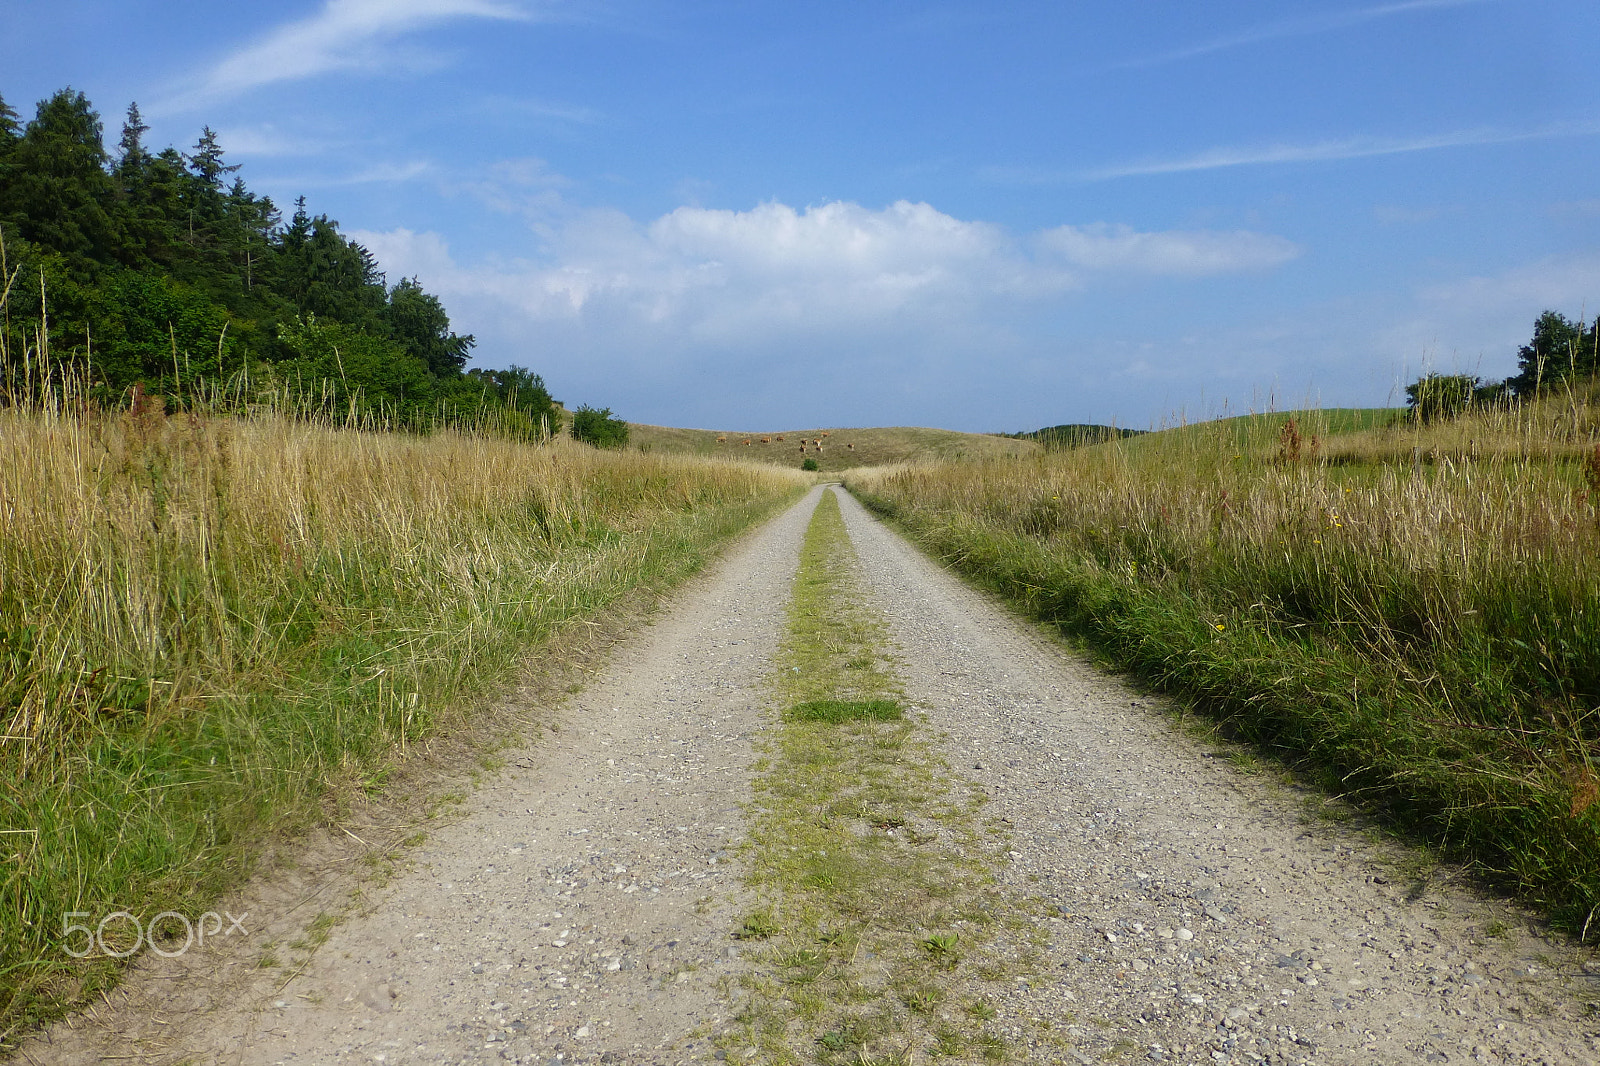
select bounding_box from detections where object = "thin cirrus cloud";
[1079,121,1600,181]
[354,199,1300,345]
[157,0,534,110]
[1107,0,1497,71]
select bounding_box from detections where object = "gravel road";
[21,486,1600,1065]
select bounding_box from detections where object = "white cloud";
[1086,122,1600,180]
[1109,0,1495,71]
[212,125,327,157]
[163,0,533,107]
[1037,223,1300,276]
[358,200,1297,348]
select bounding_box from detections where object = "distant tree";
[116,102,150,175]
[186,126,241,189]
[572,404,629,448]
[271,202,387,328]
[1405,373,1480,423]
[0,91,19,140]
[385,277,474,376]
[0,89,122,268]
[463,365,559,430]
[1507,311,1598,397]
[801,456,820,471]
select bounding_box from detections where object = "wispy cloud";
[1037,224,1300,276]
[1109,0,1495,71]
[160,0,535,109]
[1082,121,1600,180]
[213,125,329,158]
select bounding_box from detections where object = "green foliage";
[787,699,902,723]
[1405,373,1480,423]
[274,314,433,415]
[0,84,609,439]
[1508,311,1599,397]
[1009,423,1146,449]
[572,404,629,448]
[801,456,820,471]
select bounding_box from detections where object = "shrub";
[571,404,629,448]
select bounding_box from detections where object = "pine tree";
[385,276,475,376]
[0,88,122,269]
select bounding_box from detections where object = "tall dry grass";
[848,400,1600,930]
[0,395,804,1040]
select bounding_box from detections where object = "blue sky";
[4,0,1598,431]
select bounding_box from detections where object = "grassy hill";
[627,423,1040,471]
[1117,407,1404,453]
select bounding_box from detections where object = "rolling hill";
[626,423,1040,471]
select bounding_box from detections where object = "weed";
[734,912,778,940]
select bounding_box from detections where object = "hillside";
[627,423,1040,470]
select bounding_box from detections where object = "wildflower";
[1214,623,1225,631]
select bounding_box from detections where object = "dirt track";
[22,486,1600,1065]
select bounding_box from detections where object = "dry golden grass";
[847,397,1600,928]
[0,400,804,1041]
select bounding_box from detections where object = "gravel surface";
[832,487,1600,1066]
[21,485,1600,1065]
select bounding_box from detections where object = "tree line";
[0,86,635,443]
[1406,311,1600,423]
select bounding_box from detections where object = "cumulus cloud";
[162,0,533,108]
[359,200,1294,331]
[1037,223,1300,276]
[353,199,1304,426]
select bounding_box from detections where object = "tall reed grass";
[0,396,804,1041]
[847,402,1600,931]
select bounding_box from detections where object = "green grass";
[787,699,903,724]
[846,397,1600,935]
[729,489,1049,1064]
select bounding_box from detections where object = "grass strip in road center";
[728,488,1042,1064]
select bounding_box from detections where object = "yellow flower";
[1215,623,1225,631]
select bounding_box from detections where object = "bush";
[571,405,629,448]
[1405,373,1479,424]
[801,457,820,471]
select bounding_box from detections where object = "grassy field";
[0,402,805,1043]
[627,422,1040,472]
[846,398,1600,932]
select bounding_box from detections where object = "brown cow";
[742,439,751,446]
[760,437,771,444]
[716,436,727,443]
[821,431,830,438]
[847,443,854,450]
[775,435,785,441]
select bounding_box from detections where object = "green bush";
[572,405,629,448]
